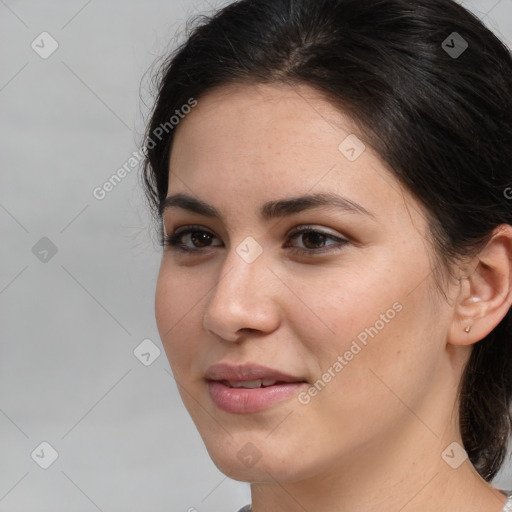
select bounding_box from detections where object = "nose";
[202,244,281,343]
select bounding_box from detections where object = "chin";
[202,436,319,484]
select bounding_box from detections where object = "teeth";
[224,379,279,388]
[235,379,262,388]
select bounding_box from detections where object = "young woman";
[142,0,512,510]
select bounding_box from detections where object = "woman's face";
[155,83,461,483]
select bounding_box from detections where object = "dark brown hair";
[142,0,512,481]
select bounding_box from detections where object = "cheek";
[301,276,440,426]
[285,261,400,358]
[289,250,438,401]
[155,259,208,329]
[154,264,205,375]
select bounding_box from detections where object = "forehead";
[170,83,369,183]
[172,81,359,150]
[166,82,425,228]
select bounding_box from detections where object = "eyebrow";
[160,192,375,221]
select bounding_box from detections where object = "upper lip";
[205,363,306,383]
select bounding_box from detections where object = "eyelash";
[161,225,349,256]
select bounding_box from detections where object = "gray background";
[1,1,511,511]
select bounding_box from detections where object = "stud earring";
[464,325,472,333]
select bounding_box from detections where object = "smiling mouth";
[207,380,308,414]
[204,362,309,413]
[220,379,292,388]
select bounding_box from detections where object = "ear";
[448,224,512,347]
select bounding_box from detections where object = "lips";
[205,363,308,414]
[205,362,306,383]
[220,378,283,388]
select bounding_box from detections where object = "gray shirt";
[236,489,512,512]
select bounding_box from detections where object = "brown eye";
[300,231,329,249]
[188,231,215,248]
[286,226,349,254]
[162,226,222,252]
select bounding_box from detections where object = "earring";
[464,325,472,333]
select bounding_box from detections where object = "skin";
[155,82,512,512]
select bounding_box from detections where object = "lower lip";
[208,381,307,414]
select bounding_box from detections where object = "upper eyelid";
[289,225,347,238]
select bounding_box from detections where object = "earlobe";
[460,297,482,334]
[448,225,512,347]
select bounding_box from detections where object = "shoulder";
[499,489,512,512]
